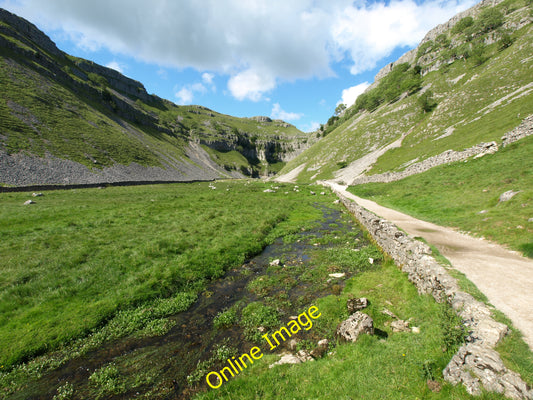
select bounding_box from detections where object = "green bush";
[479,8,504,32]
[452,16,474,34]
[417,90,438,113]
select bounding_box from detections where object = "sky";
[0,0,476,132]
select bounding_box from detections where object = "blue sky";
[1,0,476,132]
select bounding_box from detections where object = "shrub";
[499,33,514,50]
[478,8,504,32]
[452,16,474,34]
[417,90,438,113]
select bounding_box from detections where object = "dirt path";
[326,182,533,350]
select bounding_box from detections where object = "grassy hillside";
[279,0,532,183]
[0,8,313,182]
[349,135,533,257]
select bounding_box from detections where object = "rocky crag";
[0,8,315,186]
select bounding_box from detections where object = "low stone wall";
[335,191,532,399]
[351,115,533,186]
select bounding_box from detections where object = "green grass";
[194,261,515,399]
[0,181,333,370]
[348,135,533,257]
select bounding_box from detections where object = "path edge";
[332,187,533,399]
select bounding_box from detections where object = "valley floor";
[326,182,533,350]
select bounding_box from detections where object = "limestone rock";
[31,192,43,197]
[444,344,533,399]
[391,320,411,332]
[329,273,346,279]
[23,200,35,205]
[337,312,374,342]
[269,259,281,267]
[269,353,301,368]
[499,190,520,203]
[347,297,369,314]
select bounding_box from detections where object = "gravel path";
[327,182,533,350]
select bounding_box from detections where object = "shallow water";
[14,204,366,399]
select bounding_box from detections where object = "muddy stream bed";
[12,204,371,399]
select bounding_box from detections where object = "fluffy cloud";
[340,82,371,107]
[271,103,303,121]
[175,82,208,105]
[228,68,276,101]
[175,87,194,105]
[2,0,475,100]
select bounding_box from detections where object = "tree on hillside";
[335,103,347,116]
[418,90,437,113]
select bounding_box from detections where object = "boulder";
[337,312,374,342]
[347,297,369,314]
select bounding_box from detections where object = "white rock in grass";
[368,258,374,264]
[24,200,35,205]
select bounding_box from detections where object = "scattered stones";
[336,312,374,342]
[328,272,346,279]
[528,218,533,223]
[263,189,276,193]
[368,257,374,264]
[478,210,488,214]
[391,320,411,333]
[31,192,43,197]
[310,191,316,195]
[412,326,421,334]
[23,199,35,205]
[333,199,340,204]
[346,297,369,314]
[269,259,281,267]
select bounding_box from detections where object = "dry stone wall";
[351,115,533,185]
[334,190,533,399]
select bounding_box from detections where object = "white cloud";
[331,0,476,74]
[105,60,124,73]
[175,87,194,105]
[303,121,321,133]
[339,82,371,107]
[271,103,303,121]
[3,0,476,99]
[228,68,276,101]
[202,72,214,85]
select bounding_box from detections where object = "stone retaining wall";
[335,191,532,399]
[351,115,533,186]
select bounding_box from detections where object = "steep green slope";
[0,8,314,185]
[278,0,532,183]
